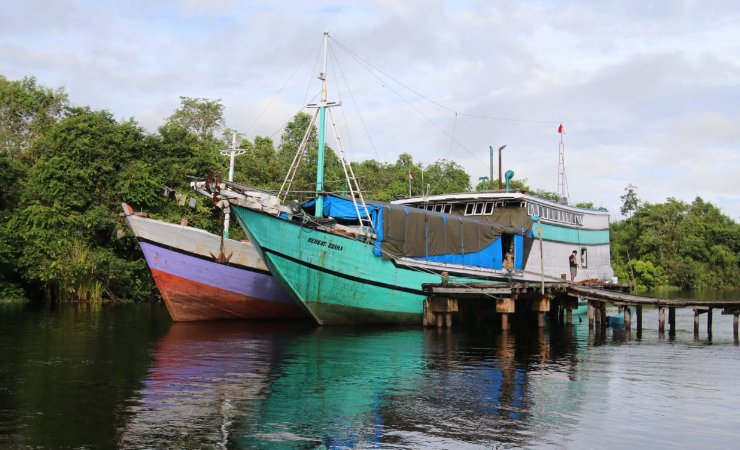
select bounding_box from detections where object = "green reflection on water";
[0,302,171,449]
[236,328,425,449]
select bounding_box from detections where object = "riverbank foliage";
[1,75,737,301]
[611,196,740,290]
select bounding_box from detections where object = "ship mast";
[219,131,244,238]
[313,31,335,218]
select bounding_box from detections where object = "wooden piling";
[636,305,642,333]
[624,306,631,329]
[694,309,700,336]
[423,298,435,327]
[658,307,665,333]
[436,313,443,328]
[668,307,676,336]
[734,314,738,342]
[531,296,550,329]
[587,302,595,329]
[566,308,573,326]
[600,302,607,329]
[707,308,713,336]
[497,298,515,331]
[445,312,452,328]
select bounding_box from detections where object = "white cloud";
[1,0,738,220]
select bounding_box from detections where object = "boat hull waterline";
[123,205,304,322]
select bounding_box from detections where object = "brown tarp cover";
[381,205,532,259]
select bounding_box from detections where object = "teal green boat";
[231,197,530,324]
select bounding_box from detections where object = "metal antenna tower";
[556,124,568,202]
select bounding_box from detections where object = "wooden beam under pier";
[421,281,740,334]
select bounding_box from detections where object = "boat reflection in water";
[120,321,587,448]
[118,321,310,448]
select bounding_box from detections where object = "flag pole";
[408,169,412,197]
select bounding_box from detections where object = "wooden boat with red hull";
[122,203,305,322]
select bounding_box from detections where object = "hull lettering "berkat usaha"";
[307,237,344,252]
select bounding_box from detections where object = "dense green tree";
[0,75,68,161]
[530,188,560,202]
[10,108,160,301]
[233,135,282,189]
[150,97,228,234]
[620,183,640,217]
[611,196,739,289]
[476,177,529,192]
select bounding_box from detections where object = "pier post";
[587,302,595,329]
[566,308,573,326]
[658,307,665,334]
[532,296,550,329]
[624,306,631,330]
[707,308,713,338]
[497,298,515,331]
[426,297,458,329]
[668,307,676,337]
[694,309,700,336]
[600,302,607,330]
[734,314,738,343]
[636,305,643,334]
[423,298,435,327]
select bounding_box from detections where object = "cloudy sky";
[2,0,739,219]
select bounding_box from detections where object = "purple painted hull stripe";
[139,241,292,304]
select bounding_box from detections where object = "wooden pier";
[422,279,740,340]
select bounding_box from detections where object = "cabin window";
[484,202,494,215]
[443,204,452,214]
[580,248,588,269]
[464,203,475,215]
[434,204,443,212]
[474,202,484,215]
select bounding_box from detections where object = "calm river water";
[1,300,739,449]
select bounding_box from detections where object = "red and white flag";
[409,170,416,180]
[557,123,563,134]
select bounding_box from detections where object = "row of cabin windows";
[416,200,583,226]
[419,203,453,214]
[527,203,583,225]
[464,201,525,216]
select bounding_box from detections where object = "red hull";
[151,270,305,322]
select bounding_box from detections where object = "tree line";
[1,75,736,302]
[610,185,739,290]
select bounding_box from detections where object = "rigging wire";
[244,40,321,137]
[329,36,564,174]
[329,43,382,162]
[330,37,456,115]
